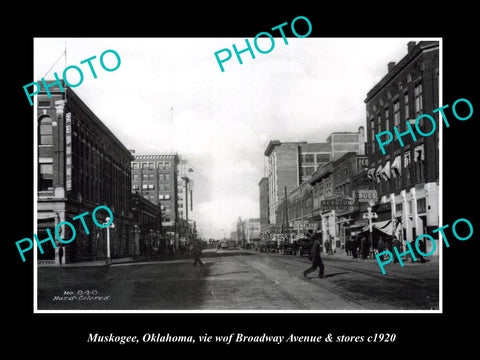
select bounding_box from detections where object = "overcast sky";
[34,37,432,239]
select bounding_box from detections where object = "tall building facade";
[263,128,365,229]
[258,177,270,238]
[131,153,179,229]
[177,157,194,223]
[37,82,134,264]
[264,141,331,226]
[364,40,440,255]
[245,218,261,243]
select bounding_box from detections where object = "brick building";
[130,153,179,243]
[364,40,440,255]
[264,141,331,227]
[263,128,365,231]
[37,82,134,264]
[131,193,163,257]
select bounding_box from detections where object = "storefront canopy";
[362,220,392,235]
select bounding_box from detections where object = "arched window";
[39,116,53,145]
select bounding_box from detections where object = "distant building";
[264,141,331,226]
[130,153,179,229]
[327,128,366,160]
[263,128,365,229]
[364,40,439,255]
[245,218,261,242]
[37,82,134,264]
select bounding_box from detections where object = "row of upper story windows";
[132,161,172,170]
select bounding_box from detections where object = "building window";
[316,153,330,163]
[132,162,139,169]
[165,174,170,180]
[301,167,315,176]
[132,185,139,190]
[164,161,171,169]
[414,144,425,183]
[148,162,154,169]
[39,117,53,145]
[159,194,164,200]
[404,151,411,186]
[165,184,171,191]
[142,174,148,181]
[303,154,314,163]
[393,100,400,127]
[370,118,375,152]
[38,117,53,192]
[141,162,148,169]
[148,184,155,190]
[384,107,390,132]
[417,198,426,213]
[165,194,171,200]
[148,173,155,180]
[38,163,53,191]
[404,92,410,120]
[377,114,381,134]
[395,203,403,212]
[414,83,423,116]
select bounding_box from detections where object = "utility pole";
[284,186,289,243]
[363,206,378,258]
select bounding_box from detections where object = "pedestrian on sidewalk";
[303,235,324,279]
[392,236,401,264]
[377,236,385,261]
[58,245,64,265]
[192,239,204,266]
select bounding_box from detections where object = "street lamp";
[103,216,115,265]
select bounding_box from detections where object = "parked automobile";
[296,238,313,256]
[279,241,296,255]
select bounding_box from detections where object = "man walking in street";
[192,239,204,266]
[303,235,325,279]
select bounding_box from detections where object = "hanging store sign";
[354,189,378,203]
[321,195,354,211]
[65,112,72,192]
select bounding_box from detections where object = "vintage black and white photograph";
[32,37,441,312]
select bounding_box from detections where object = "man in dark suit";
[303,236,325,279]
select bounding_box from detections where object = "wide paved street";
[37,249,439,311]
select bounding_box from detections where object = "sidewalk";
[38,253,193,268]
[37,248,224,268]
[38,256,141,268]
